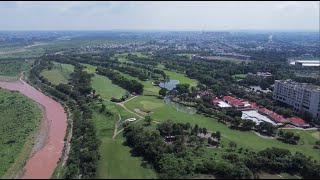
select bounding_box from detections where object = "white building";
[273,79,320,118]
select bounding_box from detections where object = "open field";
[82,64,127,100]
[0,90,42,178]
[124,95,320,160]
[40,62,74,85]
[114,52,149,63]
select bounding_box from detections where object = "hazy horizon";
[0,1,319,31]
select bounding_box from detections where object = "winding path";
[0,74,67,179]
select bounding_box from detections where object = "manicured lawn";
[97,136,157,179]
[40,62,74,85]
[0,90,42,178]
[91,102,155,179]
[162,69,198,87]
[115,70,160,96]
[124,96,320,160]
[232,74,247,79]
[82,64,128,100]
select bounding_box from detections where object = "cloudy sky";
[0,1,319,31]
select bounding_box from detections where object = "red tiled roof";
[258,108,272,114]
[223,96,244,106]
[258,108,287,123]
[269,112,287,123]
[287,117,306,125]
[212,98,222,103]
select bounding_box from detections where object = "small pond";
[159,80,180,90]
[163,97,197,114]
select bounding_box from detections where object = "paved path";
[108,95,145,139]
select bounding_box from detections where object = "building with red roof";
[223,96,245,108]
[258,108,287,123]
[287,117,308,127]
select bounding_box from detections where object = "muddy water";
[0,77,67,179]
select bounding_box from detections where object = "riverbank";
[0,75,67,178]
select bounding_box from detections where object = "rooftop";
[276,79,320,91]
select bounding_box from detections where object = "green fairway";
[0,90,42,178]
[162,69,198,87]
[40,62,74,85]
[232,74,248,79]
[114,70,160,96]
[90,101,156,179]
[124,95,320,160]
[97,136,157,179]
[82,64,127,100]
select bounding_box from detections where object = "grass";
[0,90,42,178]
[232,74,248,79]
[97,135,157,179]
[175,53,193,58]
[91,101,156,179]
[115,70,160,96]
[162,69,198,87]
[82,64,127,100]
[40,62,74,85]
[124,95,320,160]
[83,63,155,178]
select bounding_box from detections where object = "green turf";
[82,64,127,100]
[97,135,157,179]
[162,69,198,87]
[40,62,74,85]
[91,101,156,179]
[232,74,248,79]
[124,95,320,160]
[0,90,42,178]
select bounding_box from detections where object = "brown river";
[0,76,67,179]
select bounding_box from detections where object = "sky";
[0,1,319,31]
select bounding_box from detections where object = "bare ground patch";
[134,108,148,115]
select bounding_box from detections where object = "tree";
[145,115,152,126]
[159,88,167,97]
[229,141,237,150]
[203,128,207,135]
[99,104,106,113]
[216,131,221,141]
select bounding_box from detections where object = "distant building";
[247,72,273,78]
[301,53,314,59]
[273,79,320,118]
[216,52,251,60]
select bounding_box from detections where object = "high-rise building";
[273,79,320,118]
